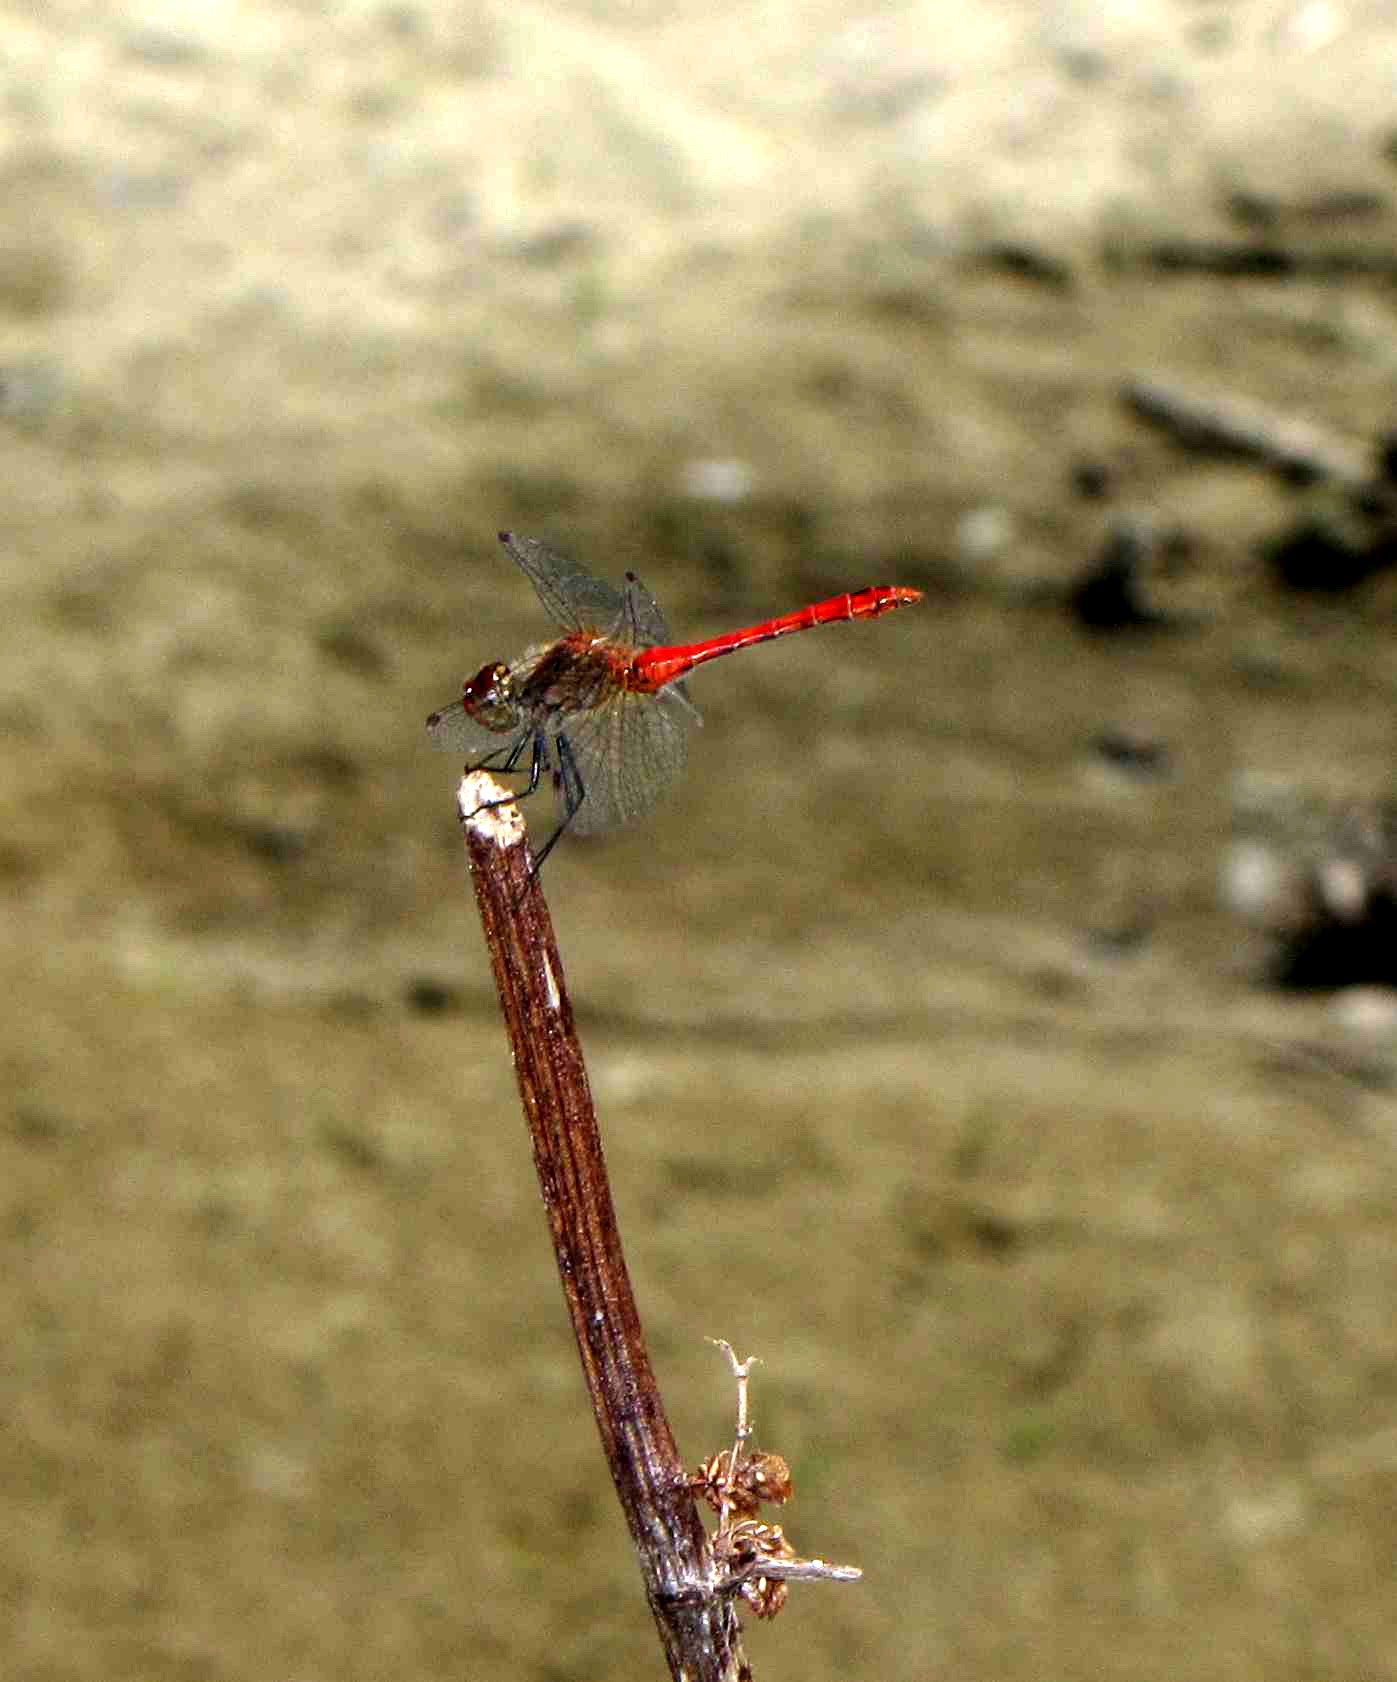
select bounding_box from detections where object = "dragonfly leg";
[464,732,526,776]
[501,730,537,777]
[529,730,586,872]
[462,730,547,820]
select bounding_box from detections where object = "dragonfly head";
[460,661,517,730]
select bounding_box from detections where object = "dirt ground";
[3,2,1396,1678]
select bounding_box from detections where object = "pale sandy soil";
[2,2,1396,1678]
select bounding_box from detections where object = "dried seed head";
[742,1574,789,1620]
[742,1450,793,1508]
[689,1452,732,1514]
[718,1520,798,1619]
[718,1520,796,1569]
[690,1449,795,1518]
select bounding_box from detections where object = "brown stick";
[456,772,748,1682]
[1122,374,1370,487]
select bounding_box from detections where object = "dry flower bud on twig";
[714,1521,798,1620]
[692,1339,862,1625]
[690,1448,794,1519]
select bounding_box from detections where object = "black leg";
[529,730,587,873]
[463,730,548,821]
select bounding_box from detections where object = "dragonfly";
[427,531,922,868]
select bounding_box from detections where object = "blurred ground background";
[3,1,1396,1678]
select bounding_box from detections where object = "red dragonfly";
[427,531,922,866]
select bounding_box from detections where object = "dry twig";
[457,771,863,1676]
[1122,374,1371,487]
[457,771,745,1681]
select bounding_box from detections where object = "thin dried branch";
[1123,374,1371,487]
[457,772,747,1682]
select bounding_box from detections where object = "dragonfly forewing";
[425,697,524,759]
[500,531,630,636]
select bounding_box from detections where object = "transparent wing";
[562,683,699,835]
[499,531,628,635]
[618,570,673,646]
[425,697,522,758]
[618,569,697,712]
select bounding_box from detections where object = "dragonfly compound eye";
[459,661,517,731]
